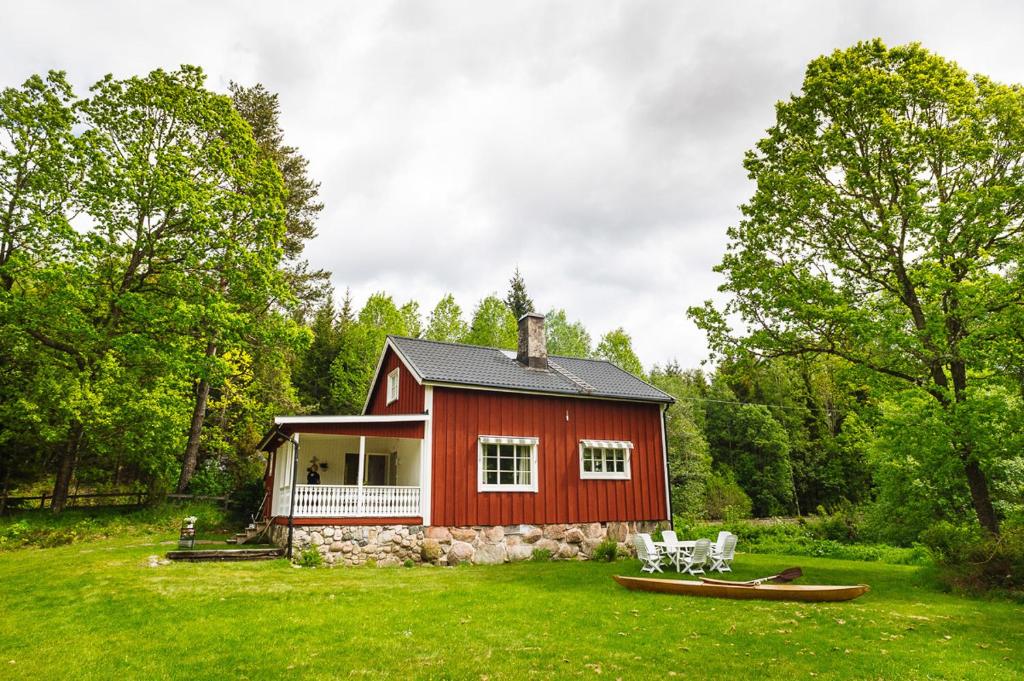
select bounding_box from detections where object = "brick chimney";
[517,312,547,370]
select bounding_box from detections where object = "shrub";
[591,539,619,562]
[403,559,415,568]
[296,547,323,568]
[671,516,928,565]
[531,548,552,562]
[705,469,753,520]
[921,522,1024,595]
[807,503,861,543]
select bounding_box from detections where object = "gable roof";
[386,335,674,405]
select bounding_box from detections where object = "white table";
[653,540,698,571]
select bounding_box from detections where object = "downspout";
[660,403,674,531]
[286,433,300,560]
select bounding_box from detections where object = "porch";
[262,415,430,523]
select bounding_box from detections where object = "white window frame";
[477,435,539,493]
[579,440,633,480]
[386,368,400,405]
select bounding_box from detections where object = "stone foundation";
[271,521,663,567]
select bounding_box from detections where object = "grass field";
[0,534,1021,680]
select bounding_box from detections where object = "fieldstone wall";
[271,521,662,567]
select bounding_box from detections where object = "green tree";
[400,301,422,339]
[504,267,534,320]
[690,40,1024,535]
[545,309,592,358]
[465,295,517,349]
[0,72,80,508]
[77,67,290,498]
[596,328,645,377]
[425,294,469,343]
[328,293,408,414]
[704,380,795,517]
[293,297,343,412]
[649,363,712,518]
[229,82,327,317]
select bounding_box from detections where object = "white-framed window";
[579,440,633,480]
[386,367,400,405]
[478,436,539,492]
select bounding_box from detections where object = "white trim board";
[274,414,429,425]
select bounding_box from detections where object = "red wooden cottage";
[259,313,673,565]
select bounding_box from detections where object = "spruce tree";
[504,267,535,320]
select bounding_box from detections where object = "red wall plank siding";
[285,421,424,439]
[431,387,667,526]
[365,348,425,415]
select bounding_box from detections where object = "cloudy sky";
[3,1,1023,367]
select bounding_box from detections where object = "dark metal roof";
[389,336,674,404]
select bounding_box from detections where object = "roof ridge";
[389,334,510,353]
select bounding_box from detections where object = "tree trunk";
[962,453,1000,535]
[0,465,10,516]
[51,422,84,513]
[948,358,1000,535]
[176,341,217,493]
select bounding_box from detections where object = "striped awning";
[478,435,539,446]
[580,439,634,450]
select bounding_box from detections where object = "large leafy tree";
[0,72,81,508]
[545,308,592,358]
[78,66,287,504]
[596,328,645,377]
[465,295,517,349]
[690,40,1024,535]
[425,293,469,343]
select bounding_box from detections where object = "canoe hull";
[613,575,869,602]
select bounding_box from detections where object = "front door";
[365,455,388,486]
[343,453,391,485]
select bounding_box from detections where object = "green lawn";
[0,536,1020,680]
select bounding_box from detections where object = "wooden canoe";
[613,575,869,602]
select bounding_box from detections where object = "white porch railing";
[291,484,421,518]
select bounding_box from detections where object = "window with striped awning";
[579,440,633,480]
[478,436,539,492]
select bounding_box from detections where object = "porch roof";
[258,414,428,452]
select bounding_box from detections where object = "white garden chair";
[678,538,711,576]
[709,533,737,573]
[634,533,666,573]
[658,530,689,571]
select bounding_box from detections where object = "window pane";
[499,471,514,484]
[485,471,497,484]
[517,445,531,485]
[483,444,498,471]
[583,459,592,472]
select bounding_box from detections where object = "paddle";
[702,567,803,587]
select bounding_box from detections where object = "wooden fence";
[1,491,232,513]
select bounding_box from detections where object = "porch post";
[356,435,366,516]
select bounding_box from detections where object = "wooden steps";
[225,519,271,545]
[165,547,283,562]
